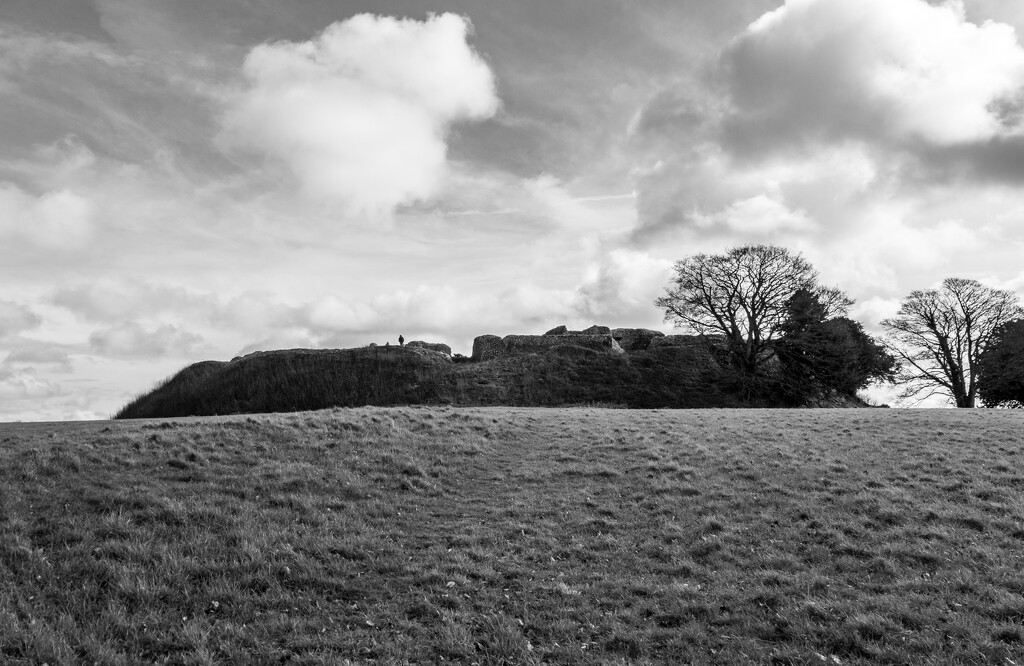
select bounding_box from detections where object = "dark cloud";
[905,136,1024,186]
[629,87,725,147]
[0,1,112,42]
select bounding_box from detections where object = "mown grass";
[2,408,1023,664]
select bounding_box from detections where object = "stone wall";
[406,341,452,356]
[503,334,622,355]
[611,328,665,352]
[648,334,726,350]
[471,332,623,361]
[544,324,611,336]
[471,335,504,361]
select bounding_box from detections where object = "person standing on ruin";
[399,335,404,347]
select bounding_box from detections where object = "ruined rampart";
[503,334,622,355]
[611,328,665,351]
[647,334,725,350]
[471,335,504,361]
[471,332,623,361]
[406,341,452,356]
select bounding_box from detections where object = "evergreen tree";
[776,289,896,404]
[977,319,1024,408]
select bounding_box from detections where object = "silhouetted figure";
[398,335,404,347]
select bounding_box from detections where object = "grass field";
[2,408,1023,665]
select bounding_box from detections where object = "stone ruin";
[470,324,629,362]
[543,324,612,336]
[466,325,716,362]
[405,340,453,356]
[611,328,666,352]
[543,325,671,352]
[648,334,725,350]
[471,334,504,361]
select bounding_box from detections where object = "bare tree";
[655,245,850,377]
[881,278,1023,407]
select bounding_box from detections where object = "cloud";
[0,135,98,188]
[702,195,815,234]
[724,0,1024,151]
[0,367,60,400]
[51,280,216,324]
[261,280,613,353]
[850,296,903,334]
[305,289,443,335]
[302,285,516,343]
[0,183,94,251]
[0,301,42,337]
[221,13,499,212]
[0,24,220,171]
[51,281,313,347]
[627,0,1024,309]
[0,25,141,73]
[963,1,1024,39]
[633,142,877,242]
[88,322,204,360]
[574,250,674,324]
[233,329,322,358]
[3,346,72,372]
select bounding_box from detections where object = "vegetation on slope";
[3,408,1024,664]
[115,339,764,419]
[117,347,457,419]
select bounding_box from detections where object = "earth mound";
[116,325,861,418]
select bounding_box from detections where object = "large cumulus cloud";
[221,13,500,213]
[725,0,1024,151]
[631,0,1024,303]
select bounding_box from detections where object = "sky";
[3,0,1024,420]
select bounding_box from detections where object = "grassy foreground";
[2,408,1023,665]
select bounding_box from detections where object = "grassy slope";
[2,408,1023,665]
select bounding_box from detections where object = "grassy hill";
[2,408,1023,664]
[115,340,755,419]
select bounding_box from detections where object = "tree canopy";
[655,245,850,381]
[881,278,1023,407]
[976,319,1024,408]
[775,289,896,404]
